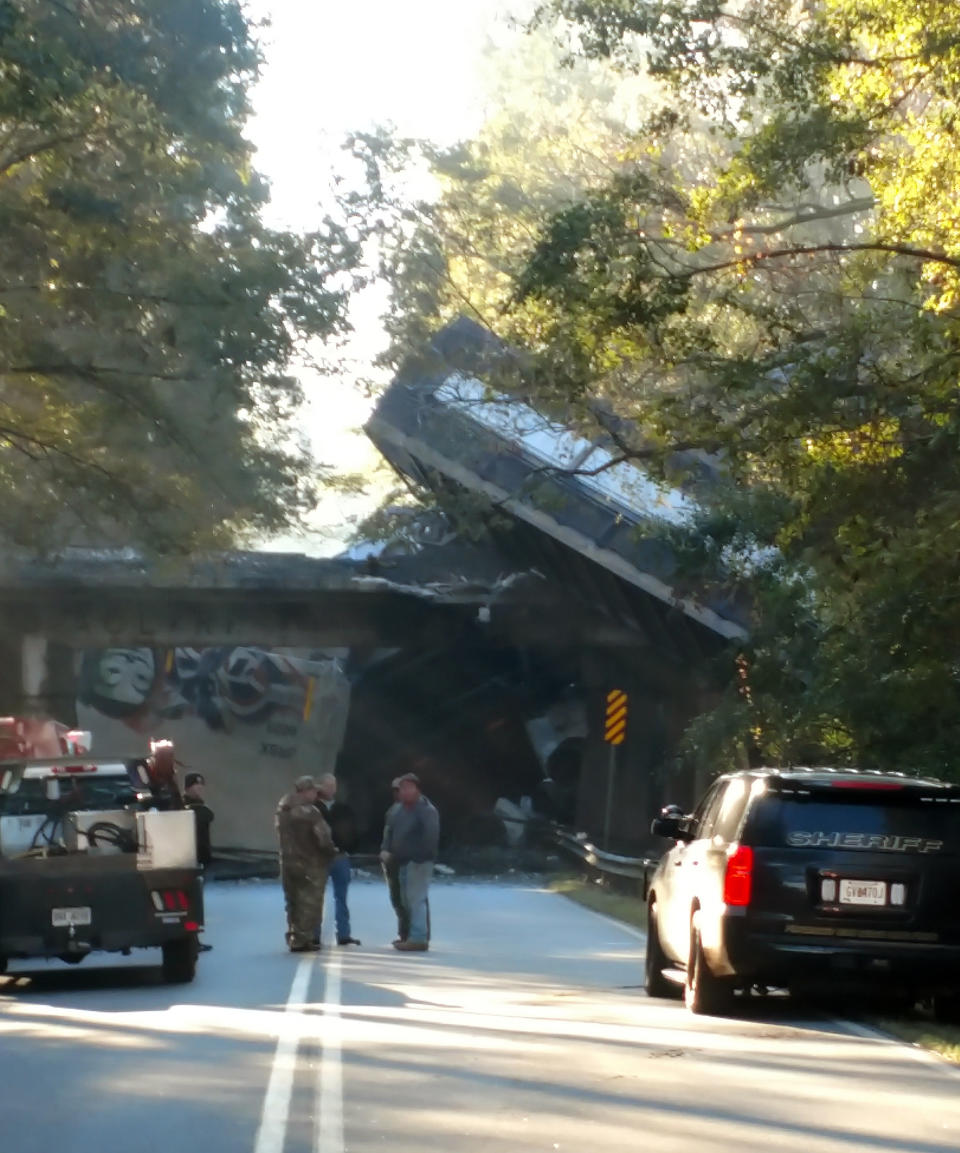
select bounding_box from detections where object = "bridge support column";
[0,632,78,722]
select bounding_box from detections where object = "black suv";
[645,768,960,1017]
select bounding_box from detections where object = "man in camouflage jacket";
[275,774,336,952]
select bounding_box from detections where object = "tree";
[508,1,960,774]
[340,23,655,372]
[0,0,356,551]
[340,19,671,541]
[359,1,960,775]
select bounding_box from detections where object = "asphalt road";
[2,877,960,1153]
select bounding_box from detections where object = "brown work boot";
[393,940,428,952]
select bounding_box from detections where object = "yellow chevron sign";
[604,689,628,745]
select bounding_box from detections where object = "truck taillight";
[152,889,190,913]
[723,844,753,907]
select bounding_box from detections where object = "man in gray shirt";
[381,777,408,943]
[379,773,439,952]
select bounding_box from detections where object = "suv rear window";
[747,792,960,855]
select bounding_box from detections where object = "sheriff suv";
[645,768,960,1017]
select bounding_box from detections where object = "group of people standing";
[275,771,439,954]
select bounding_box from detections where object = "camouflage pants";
[280,864,328,949]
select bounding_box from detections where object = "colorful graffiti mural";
[78,646,334,736]
[75,646,351,850]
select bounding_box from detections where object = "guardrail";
[551,825,658,891]
[212,827,658,886]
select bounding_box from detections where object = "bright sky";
[245,0,525,554]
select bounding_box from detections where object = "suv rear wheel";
[933,992,960,1024]
[645,902,680,999]
[685,923,734,1016]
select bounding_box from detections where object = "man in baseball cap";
[380,777,407,942]
[182,770,214,952]
[274,774,336,952]
[381,773,439,951]
[182,772,213,867]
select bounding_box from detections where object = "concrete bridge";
[0,550,485,649]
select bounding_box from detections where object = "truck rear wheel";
[162,937,198,984]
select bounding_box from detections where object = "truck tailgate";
[0,854,202,957]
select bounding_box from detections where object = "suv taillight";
[723,844,753,907]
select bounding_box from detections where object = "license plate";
[52,906,92,927]
[839,880,887,906]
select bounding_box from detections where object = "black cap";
[184,772,205,789]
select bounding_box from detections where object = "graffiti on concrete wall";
[74,646,350,851]
[77,646,349,760]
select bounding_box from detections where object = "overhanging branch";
[687,241,960,278]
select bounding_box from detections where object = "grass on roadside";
[864,1013,960,1065]
[548,875,647,933]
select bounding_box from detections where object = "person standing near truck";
[183,772,214,868]
[182,771,214,952]
[315,772,361,946]
[275,775,336,953]
[380,777,408,944]
[381,773,439,953]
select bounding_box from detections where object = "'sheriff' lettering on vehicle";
[786,831,944,853]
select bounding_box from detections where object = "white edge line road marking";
[833,1016,960,1083]
[316,947,345,1153]
[253,955,315,1153]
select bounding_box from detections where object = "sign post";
[602,689,627,848]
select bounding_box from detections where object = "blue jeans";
[399,861,433,944]
[328,855,351,941]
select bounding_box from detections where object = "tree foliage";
[359,2,960,775]
[340,27,654,373]
[0,0,355,551]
